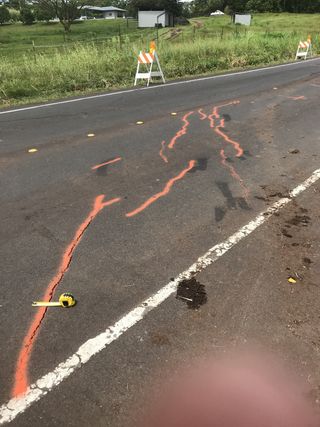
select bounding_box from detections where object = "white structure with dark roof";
[82,6,126,19]
[138,10,173,28]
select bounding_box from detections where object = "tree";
[127,0,182,18]
[34,4,55,22]
[34,0,84,32]
[246,0,281,12]
[225,0,246,13]
[191,0,210,16]
[0,6,10,24]
[20,5,35,24]
[208,0,224,12]
[7,0,26,9]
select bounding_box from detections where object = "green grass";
[0,19,139,49]
[0,13,319,106]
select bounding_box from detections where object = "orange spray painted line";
[168,112,194,149]
[126,160,196,218]
[91,157,122,171]
[12,195,121,398]
[212,100,240,119]
[159,141,168,163]
[198,109,207,120]
[220,149,249,201]
[279,95,306,101]
[209,100,243,157]
[207,101,239,128]
[214,118,244,158]
[208,111,216,129]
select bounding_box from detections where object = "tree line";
[0,0,319,31]
[191,0,320,16]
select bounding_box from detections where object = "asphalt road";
[1,59,320,426]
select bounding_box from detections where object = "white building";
[138,10,174,28]
[210,10,224,16]
[82,6,126,19]
[234,14,252,26]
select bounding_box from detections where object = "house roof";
[210,10,224,15]
[83,6,126,12]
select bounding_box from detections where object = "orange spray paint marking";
[12,195,121,397]
[168,112,194,150]
[126,160,196,218]
[91,157,122,171]
[198,109,207,120]
[212,100,240,119]
[280,95,306,101]
[214,118,244,158]
[208,110,217,129]
[207,101,240,129]
[220,149,249,201]
[159,141,168,163]
[291,96,306,101]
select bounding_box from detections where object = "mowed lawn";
[0,13,319,106]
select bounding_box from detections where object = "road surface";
[1,59,320,425]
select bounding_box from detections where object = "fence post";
[32,40,36,63]
[119,25,122,48]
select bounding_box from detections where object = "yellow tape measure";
[32,293,76,308]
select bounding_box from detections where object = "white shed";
[138,10,172,28]
[234,14,252,26]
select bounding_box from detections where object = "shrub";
[8,8,20,22]
[20,6,35,25]
[0,6,10,24]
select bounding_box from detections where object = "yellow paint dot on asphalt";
[136,121,144,125]
[171,112,177,116]
[87,133,95,137]
[28,148,38,153]
[288,277,297,284]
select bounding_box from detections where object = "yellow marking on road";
[28,148,38,153]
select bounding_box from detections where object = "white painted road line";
[1,168,320,424]
[0,57,320,116]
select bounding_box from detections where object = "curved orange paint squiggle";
[12,195,121,397]
[126,160,196,217]
[214,118,243,158]
[168,112,194,149]
[159,141,168,163]
[198,109,207,120]
[91,157,122,171]
[210,101,243,158]
[212,100,240,119]
[220,149,249,200]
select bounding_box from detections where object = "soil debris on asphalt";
[176,278,207,309]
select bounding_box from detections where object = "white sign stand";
[295,41,312,60]
[134,51,165,86]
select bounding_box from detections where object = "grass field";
[0,19,141,49]
[0,13,319,106]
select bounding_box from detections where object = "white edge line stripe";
[1,168,320,424]
[1,57,319,116]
